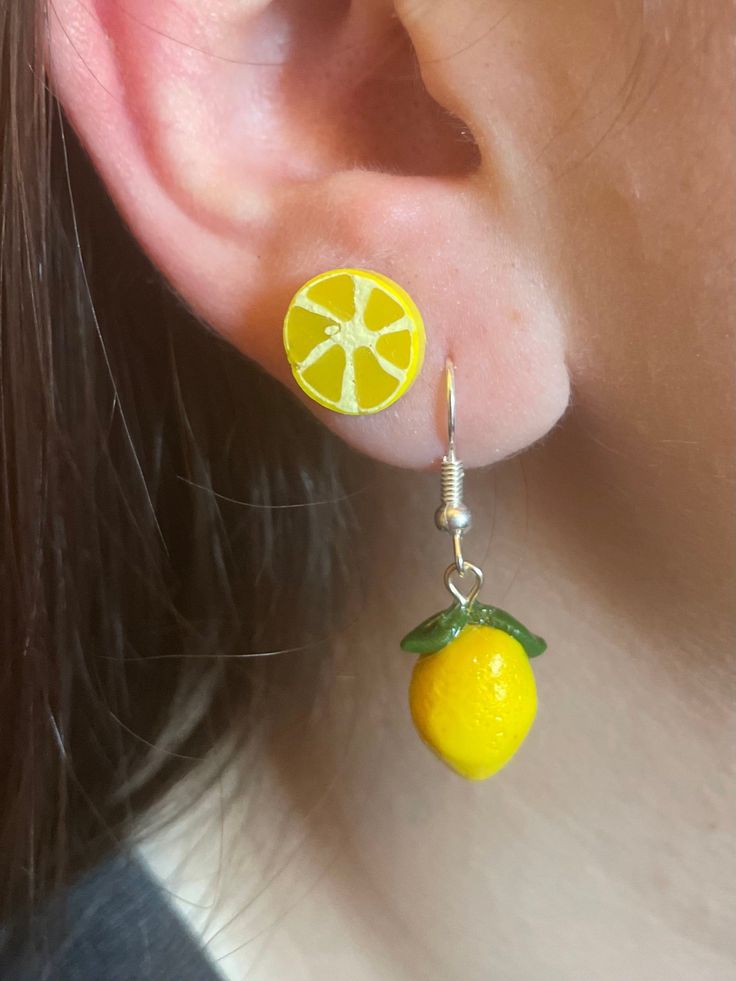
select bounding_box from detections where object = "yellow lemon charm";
[410,624,537,780]
[283,268,425,415]
[401,602,547,781]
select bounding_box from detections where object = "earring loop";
[443,561,484,608]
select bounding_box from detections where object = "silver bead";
[434,502,473,534]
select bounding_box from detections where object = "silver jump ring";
[444,561,484,608]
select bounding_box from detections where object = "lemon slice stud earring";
[400,361,547,780]
[283,268,425,415]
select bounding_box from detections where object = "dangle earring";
[400,360,547,780]
[283,269,546,781]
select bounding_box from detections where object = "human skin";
[51,1,734,977]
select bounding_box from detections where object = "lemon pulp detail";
[283,269,425,415]
[408,624,538,781]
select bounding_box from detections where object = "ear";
[49,0,570,468]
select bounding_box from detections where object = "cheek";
[405,0,733,568]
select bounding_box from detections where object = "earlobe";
[49,0,570,469]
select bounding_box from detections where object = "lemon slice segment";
[283,269,425,415]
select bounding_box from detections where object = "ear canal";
[241,0,482,178]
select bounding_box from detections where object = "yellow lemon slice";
[283,268,426,415]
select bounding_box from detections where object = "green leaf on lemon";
[399,603,469,654]
[469,603,548,658]
[400,601,547,659]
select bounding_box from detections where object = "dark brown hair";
[0,1,359,926]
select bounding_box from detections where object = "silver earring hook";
[435,359,482,605]
[445,358,456,454]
